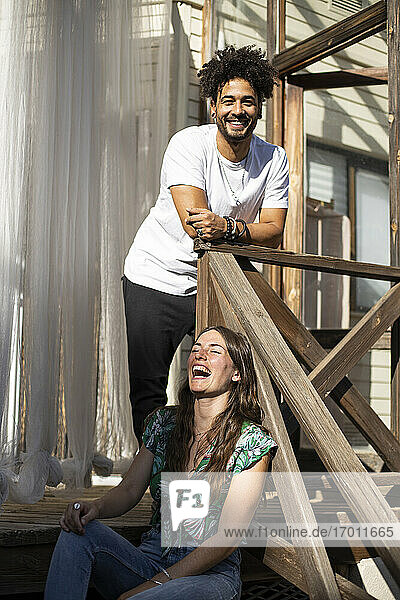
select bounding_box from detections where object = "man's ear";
[210,99,216,119]
[257,106,262,119]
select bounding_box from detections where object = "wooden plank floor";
[0,485,282,596]
[0,486,153,596]
[0,486,153,548]
[1,480,393,596]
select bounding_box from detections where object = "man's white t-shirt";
[124,124,289,296]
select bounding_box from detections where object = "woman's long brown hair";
[165,326,267,473]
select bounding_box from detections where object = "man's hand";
[185,208,227,240]
[117,581,158,599]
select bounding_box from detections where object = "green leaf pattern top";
[142,407,278,537]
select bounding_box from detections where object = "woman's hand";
[59,500,100,535]
[185,208,227,240]
[117,581,158,599]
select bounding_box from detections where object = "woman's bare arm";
[94,445,154,518]
[61,445,154,535]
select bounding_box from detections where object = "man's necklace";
[217,151,249,206]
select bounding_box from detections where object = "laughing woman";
[44,326,277,600]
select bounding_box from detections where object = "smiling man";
[123,46,289,441]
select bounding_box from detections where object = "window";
[305,140,389,322]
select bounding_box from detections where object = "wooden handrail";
[194,239,400,281]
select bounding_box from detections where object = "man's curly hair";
[198,45,278,103]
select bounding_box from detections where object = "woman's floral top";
[142,407,278,546]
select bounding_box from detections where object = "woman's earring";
[211,113,216,119]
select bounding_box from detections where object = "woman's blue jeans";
[44,520,242,600]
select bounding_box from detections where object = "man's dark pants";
[123,276,196,442]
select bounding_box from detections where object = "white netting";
[0,0,171,504]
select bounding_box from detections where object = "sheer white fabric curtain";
[0,0,171,504]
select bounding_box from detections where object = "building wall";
[286,0,388,159]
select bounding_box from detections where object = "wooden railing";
[195,239,400,600]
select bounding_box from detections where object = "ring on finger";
[197,228,204,237]
[73,502,81,510]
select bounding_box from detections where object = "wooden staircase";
[195,238,400,600]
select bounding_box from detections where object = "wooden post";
[388,0,400,440]
[201,0,214,66]
[273,1,386,76]
[196,253,223,335]
[283,84,304,318]
[266,0,285,145]
[266,0,278,143]
[265,0,284,295]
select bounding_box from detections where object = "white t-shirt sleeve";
[164,127,206,191]
[262,146,289,209]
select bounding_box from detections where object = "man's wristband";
[235,219,248,239]
[223,216,247,241]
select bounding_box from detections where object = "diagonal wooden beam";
[272,0,386,76]
[310,283,400,397]
[208,250,400,583]
[209,273,341,600]
[239,259,400,472]
[263,537,380,600]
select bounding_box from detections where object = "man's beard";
[215,115,257,143]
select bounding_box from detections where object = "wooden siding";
[169,1,203,132]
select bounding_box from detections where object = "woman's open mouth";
[192,365,211,379]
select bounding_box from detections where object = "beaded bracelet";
[223,216,234,240]
[231,218,237,238]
